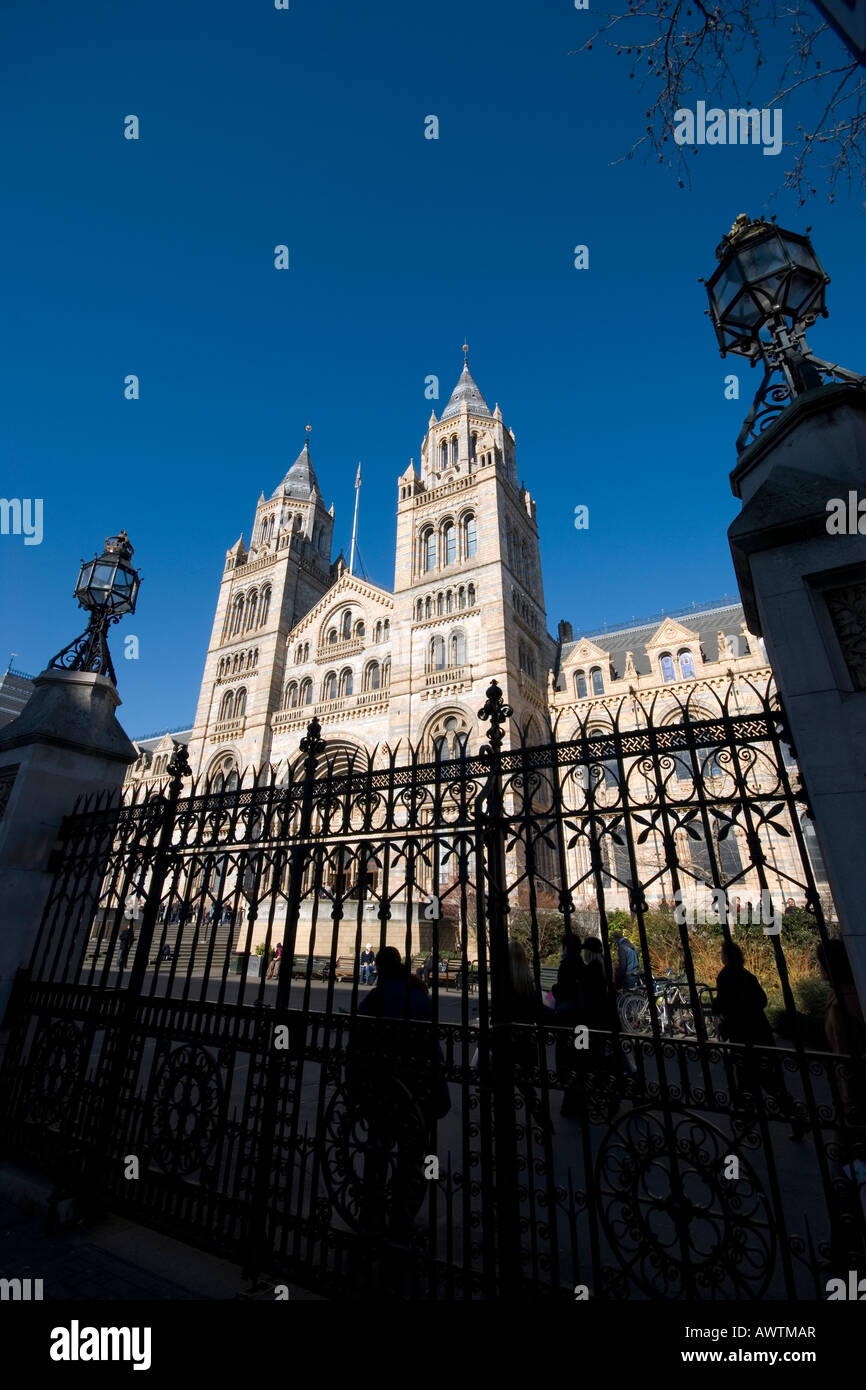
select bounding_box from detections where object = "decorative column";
[0,533,141,1021]
[704,216,866,1008]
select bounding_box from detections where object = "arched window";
[674,753,692,782]
[423,527,436,571]
[293,513,303,531]
[458,586,466,609]
[243,590,257,631]
[259,588,271,626]
[219,690,234,721]
[296,644,303,662]
[660,653,676,683]
[679,649,696,680]
[451,437,458,467]
[355,620,365,639]
[374,621,382,642]
[574,670,587,699]
[464,514,478,558]
[414,601,422,622]
[590,667,604,697]
[433,715,469,762]
[430,635,445,670]
[469,433,477,462]
[446,590,454,613]
[323,671,337,701]
[442,520,456,565]
[300,678,312,705]
[328,628,337,645]
[211,755,239,794]
[234,688,247,718]
[383,619,390,639]
[467,583,476,606]
[230,595,245,636]
[289,681,299,708]
[424,596,432,619]
[341,610,352,640]
[365,660,381,691]
[339,667,353,697]
[382,657,390,686]
[437,592,444,615]
[440,440,448,469]
[450,630,466,666]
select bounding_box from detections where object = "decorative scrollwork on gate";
[596,1104,775,1299]
[146,1043,223,1176]
[26,1019,84,1125]
[321,1071,429,1238]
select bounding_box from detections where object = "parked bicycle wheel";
[617,990,647,1032]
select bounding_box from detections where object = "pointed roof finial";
[305,423,312,445]
[462,342,469,366]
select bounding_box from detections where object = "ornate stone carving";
[0,765,18,822]
[825,583,866,691]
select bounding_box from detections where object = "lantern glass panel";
[786,271,821,320]
[737,236,785,284]
[111,568,137,613]
[786,237,822,275]
[725,290,762,328]
[711,261,745,319]
[88,561,118,603]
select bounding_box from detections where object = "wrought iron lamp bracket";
[737,319,865,452]
[47,609,122,685]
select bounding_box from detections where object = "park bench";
[290,954,332,980]
[333,956,357,981]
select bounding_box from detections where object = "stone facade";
[127,358,553,786]
[122,359,830,926]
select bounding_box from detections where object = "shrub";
[509,908,563,962]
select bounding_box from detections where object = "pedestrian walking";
[713,941,805,1138]
[612,929,642,991]
[116,926,134,970]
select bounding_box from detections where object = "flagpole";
[349,463,361,576]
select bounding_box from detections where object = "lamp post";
[703,214,863,452]
[47,531,141,686]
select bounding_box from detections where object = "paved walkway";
[0,1197,198,1300]
[0,1166,319,1301]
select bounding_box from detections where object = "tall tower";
[186,437,338,780]
[390,352,553,754]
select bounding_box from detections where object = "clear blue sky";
[1,0,862,738]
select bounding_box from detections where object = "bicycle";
[617,972,718,1040]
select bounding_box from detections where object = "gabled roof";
[287,570,394,639]
[560,602,752,679]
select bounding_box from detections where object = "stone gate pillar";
[0,669,136,1022]
[728,384,866,1006]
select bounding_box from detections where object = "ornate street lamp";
[48,531,141,685]
[703,214,864,451]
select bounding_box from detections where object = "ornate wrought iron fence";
[1,676,864,1298]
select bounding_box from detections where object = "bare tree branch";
[572,0,865,205]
